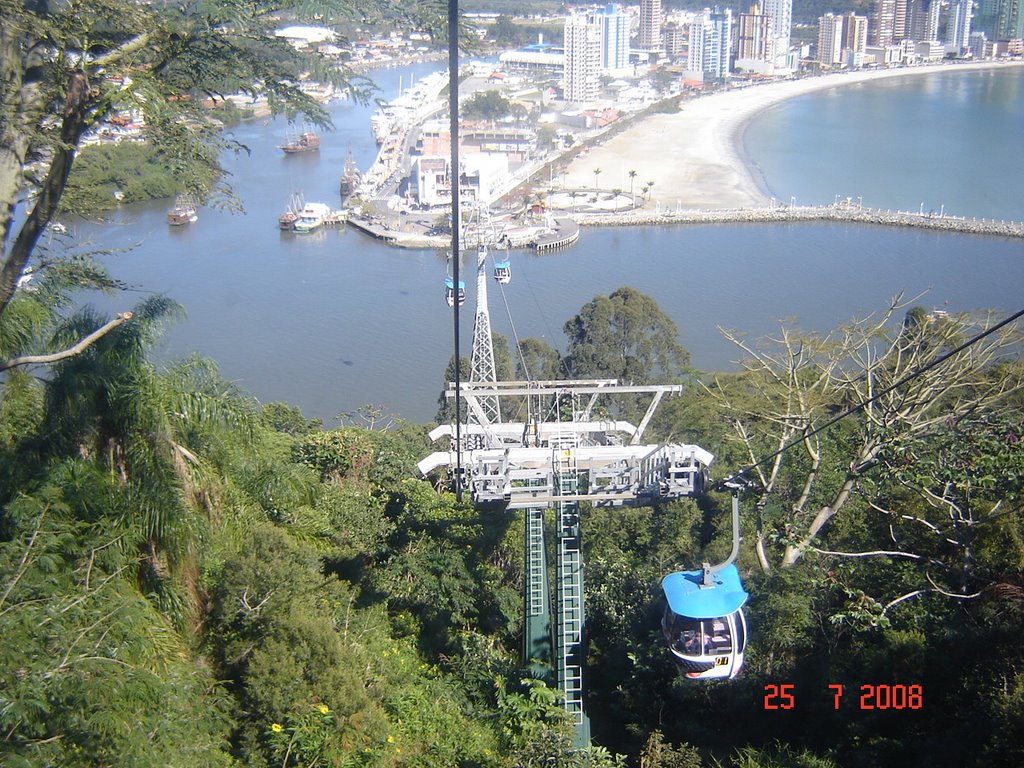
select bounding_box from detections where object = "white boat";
[292,202,332,233]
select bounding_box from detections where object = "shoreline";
[560,61,1024,211]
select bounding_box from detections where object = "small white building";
[274,26,336,49]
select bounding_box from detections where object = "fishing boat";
[278,192,304,230]
[292,202,332,233]
[279,130,320,154]
[167,194,198,226]
[339,150,361,200]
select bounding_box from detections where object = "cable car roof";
[662,564,749,619]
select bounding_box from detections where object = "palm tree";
[593,167,602,193]
[647,180,655,201]
[628,169,637,202]
[41,296,256,620]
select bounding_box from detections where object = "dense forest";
[2,1,1023,765]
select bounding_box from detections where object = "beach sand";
[559,62,1024,211]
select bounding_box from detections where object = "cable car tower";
[469,243,500,426]
[420,272,715,748]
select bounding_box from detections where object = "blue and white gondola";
[493,259,511,284]
[445,276,465,307]
[661,563,748,680]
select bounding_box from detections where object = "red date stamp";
[763,683,922,710]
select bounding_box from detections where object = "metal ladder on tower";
[554,435,590,745]
[523,506,551,674]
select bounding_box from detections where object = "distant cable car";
[661,564,748,680]
[493,259,511,284]
[445,276,465,308]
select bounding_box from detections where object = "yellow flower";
[386,735,395,743]
[271,723,283,733]
[318,703,329,714]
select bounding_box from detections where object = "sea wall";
[577,204,1024,239]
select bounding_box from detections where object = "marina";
[70,62,1024,425]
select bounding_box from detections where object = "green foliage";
[463,89,514,120]
[563,286,690,383]
[294,428,377,482]
[61,142,213,215]
[0,486,235,767]
[727,743,837,768]
[262,401,324,435]
[639,729,702,768]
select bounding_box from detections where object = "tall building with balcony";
[601,4,630,70]
[737,5,776,70]
[995,0,1024,39]
[909,0,942,41]
[763,0,793,68]
[946,0,974,53]
[688,7,733,79]
[870,0,897,45]
[564,12,602,103]
[817,13,845,65]
[843,14,869,53]
[639,0,663,50]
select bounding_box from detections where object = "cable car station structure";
[419,246,717,746]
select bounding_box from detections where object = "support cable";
[448,0,462,501]
[714,306,1024,491]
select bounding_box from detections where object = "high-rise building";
[995,0,1024,39]
[737,5,776,63]
[869,0,896,45]
[601,4,630,70]
[563,12,602,103]
[688,7,733,79]
[842,13,869,54]
[945,0,974,53]
[662,23,687,58]
[908,0,942,41]
[762,0,793,68]
[639,0,663,50]
[817,13,845,65]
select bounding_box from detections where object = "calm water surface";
[77,64,1024,424]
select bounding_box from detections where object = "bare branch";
[0,312,132,371]
[808,546,924,560]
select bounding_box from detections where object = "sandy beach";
[560,61,1024,210]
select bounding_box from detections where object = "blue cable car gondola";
[493,259,511,284]
[444,276,465,308]
[661,488,749,680]
[661,564,748,680]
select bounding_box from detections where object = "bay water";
[74,64,1024,424]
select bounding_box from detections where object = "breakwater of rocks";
[577,204,1024,239]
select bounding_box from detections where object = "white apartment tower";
[564,12,602,103]
[639,0,663,50]
[817,13,845,65]
[688,7,733,79]
[762,0,793,68]
[601,4,630,70]
[945,0,974,54]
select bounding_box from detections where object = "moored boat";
[279,192,304,230]
[167,194,198,226]
[292,202,332,233]
[339,150,361,200]
[279,131,320,154]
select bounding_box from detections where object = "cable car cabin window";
[664,612,734,657]
[735,610,747,654]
